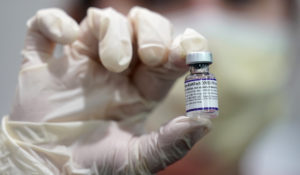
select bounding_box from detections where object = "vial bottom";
[187,110,218,119]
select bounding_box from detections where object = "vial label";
[184,78,218,113]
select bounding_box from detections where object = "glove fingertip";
[100,55,131,73]
[168,28,209,68]
[36,8,79,44]
[161,116,211,141]
[99,40,132,73]
[138,44,168,66]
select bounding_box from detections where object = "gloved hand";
[9,7,211,174]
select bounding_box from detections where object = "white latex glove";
[9,7,211,174]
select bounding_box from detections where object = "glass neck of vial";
[189,63,210,74]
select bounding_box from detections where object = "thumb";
[130,116,211,174]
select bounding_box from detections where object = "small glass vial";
[185,52,219,118]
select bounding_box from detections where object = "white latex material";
[0,116,210,175]
[2,7,211,175]
[129,7,173,66]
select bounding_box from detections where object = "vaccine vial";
[185,52,219,118]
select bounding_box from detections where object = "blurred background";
[0,0,299,174]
